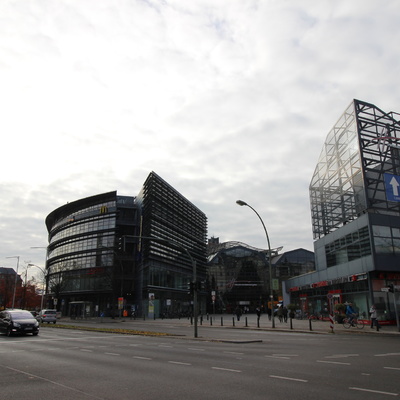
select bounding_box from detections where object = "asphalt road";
[0,324,399,400]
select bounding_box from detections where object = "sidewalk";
[56,313,400,337]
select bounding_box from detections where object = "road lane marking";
[273,354,299,357]
[384,367,400,371]
[104,352,120,356]
[349,387,398,396]
[212,367,241,373]
[270,375,308,382]
[188,348,205,351]
[80,349,93,352]
[168,361,191,366]
[317,360,351,366]
[133,356,152,360]
[375,353,400,357]
[265,355,290,360]
[224,351,244,355]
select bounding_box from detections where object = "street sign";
[384,173,400,202]
[381,287,390,292]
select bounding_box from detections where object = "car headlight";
[13,322,21,328]
[34,321,39,327]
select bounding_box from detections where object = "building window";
[373,225,400,255]
[325,227,371,267]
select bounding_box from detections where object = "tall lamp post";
[6,256,20,309]
[236,200,275,328]
[27,264,46,310]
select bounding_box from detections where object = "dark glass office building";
[45,172,207,318]
[285,100,400,324]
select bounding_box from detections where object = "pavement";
[52,313,400,339]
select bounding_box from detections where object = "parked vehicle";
[0,309,40,336]
[38,309,57,324]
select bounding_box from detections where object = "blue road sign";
[384,173,400,202]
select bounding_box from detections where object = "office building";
[285,100,400,323]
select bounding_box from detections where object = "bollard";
[221,317,223,326]
[290,317,293,330]
[210,317,213,326]
[257,318,260,328]
[200,316,203,325]
[309,318,312,331]
[233,317,235,327]
[190,315,193,325]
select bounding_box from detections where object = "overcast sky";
[1,0,400,280]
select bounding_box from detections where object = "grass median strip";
[41,323,173,337]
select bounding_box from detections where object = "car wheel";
[53,321,56,324]
[32,332,39,336]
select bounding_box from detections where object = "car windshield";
[44,311,56,314]
[11,312,33,320]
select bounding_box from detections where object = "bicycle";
[342,315,365,329]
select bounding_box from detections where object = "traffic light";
[188,282,194,295]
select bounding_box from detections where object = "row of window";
[51,216,116,243]
[326,227,371,267]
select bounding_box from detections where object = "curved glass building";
[45,172,207,318]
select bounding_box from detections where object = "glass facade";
[136,172,208,317]
[286,100,400,324]
[207,241,315,314]
[45,192,139,317]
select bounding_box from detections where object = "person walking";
[282,306,288,323]
[370,304,380,331]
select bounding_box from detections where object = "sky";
[1,0,400,281]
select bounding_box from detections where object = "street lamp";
[27,264,46,310]
[236,200,275,328]
[6,256,20,309]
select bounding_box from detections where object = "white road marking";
[188,348,205,351]
[317,360,351,366]
[375,353,400,357]
[104,352,120,356]
[265,355,290,359]
[349,387,398,396]
[384,367,400,371]
[270,375,308,382]
[212,367,241,373]
[133,356,152,360]
[168,361,191,366]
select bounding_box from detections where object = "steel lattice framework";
[310,99,400,239]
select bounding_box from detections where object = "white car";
[38,309,57,324]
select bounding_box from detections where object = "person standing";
[370,305,380,331]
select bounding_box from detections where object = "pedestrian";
[235,306,242,321]
[256,307,261,323]
[282,306,288,323]
[369,304,380,331]
[266,307,272,321]
[277,306,283,322]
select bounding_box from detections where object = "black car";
[0,309,40,336]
